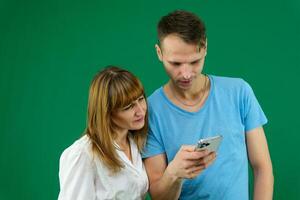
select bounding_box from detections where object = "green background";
[1,0,299,199]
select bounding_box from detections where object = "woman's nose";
[135,102,146,115]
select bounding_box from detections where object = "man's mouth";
[178,79,192,86]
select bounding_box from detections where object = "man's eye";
[171,62,181,66]
[191,60,200,65]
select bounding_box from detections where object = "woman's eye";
[123,104,133,110]
[138,96,145,101]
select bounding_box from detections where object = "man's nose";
[181,65,192,79]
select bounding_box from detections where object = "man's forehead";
[163,48,205,62]
[160,42,204,56]
[160,34,205,50]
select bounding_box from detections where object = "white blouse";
[58,135,149,200]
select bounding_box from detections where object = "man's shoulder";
[211,74,245,85]
[210,74,249,90]
[147,87,164,103]
[210,75,255,101]
[146,86,171,115]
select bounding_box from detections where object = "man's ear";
[155,44,163,61]
[205,38,208,56]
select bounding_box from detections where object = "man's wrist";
[165,164,183,184]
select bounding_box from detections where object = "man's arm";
[247,127,274,200]
[144,146,216,200]
[144,153,182,200]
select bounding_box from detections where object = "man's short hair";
[157,10,206,48]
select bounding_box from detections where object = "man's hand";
[144,145,217,200]
[166,145,216,179]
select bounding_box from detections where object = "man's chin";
[177,82,192,90]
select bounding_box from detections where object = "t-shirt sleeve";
[58,147,96,200]
[241,80,268,132]
[142,107,166,158]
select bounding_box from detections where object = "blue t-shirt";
[143,75,267,200]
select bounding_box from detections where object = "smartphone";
[195,135,223,152]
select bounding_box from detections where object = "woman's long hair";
[85,66,148,173]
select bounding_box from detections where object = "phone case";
[195,135,223,152]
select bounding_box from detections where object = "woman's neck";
[114,130,132,162]
[114,129,129,149]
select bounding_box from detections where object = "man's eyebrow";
[167,58,201,64]
[167,58,184,62]
[168,60,181,63]
[190,58,201,63]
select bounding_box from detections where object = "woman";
[58,66,149,200]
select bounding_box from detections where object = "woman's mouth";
[134,117,144,123]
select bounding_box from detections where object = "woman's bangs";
[111,77,144,110]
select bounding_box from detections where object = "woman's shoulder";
[59,135,93,165]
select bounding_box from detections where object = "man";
[143,10,274,200]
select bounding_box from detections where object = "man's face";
[156,34,206,90]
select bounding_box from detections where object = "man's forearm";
[253,167,274,200]
[149,169,183,200]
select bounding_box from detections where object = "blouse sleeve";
[58,146,96,200]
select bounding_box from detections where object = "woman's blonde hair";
[85,66,148,173]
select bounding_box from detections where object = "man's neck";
[169,74,206,99]
[164,74,210,112]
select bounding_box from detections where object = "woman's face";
[112,95,147,133]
